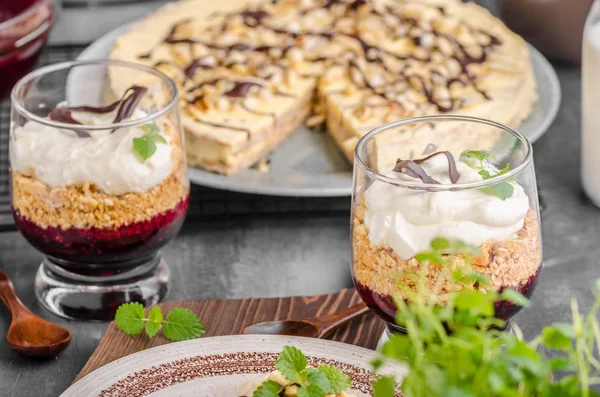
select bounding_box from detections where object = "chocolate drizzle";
[224,82,264,97]
[393,159,440,184]
[112,86,148,124]
[134,0,506,137]
[184,57,215,78]
[240,9,270,27]
[393,151,459,184]
[46,85,148,138]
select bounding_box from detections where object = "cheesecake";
[109,0,537,175]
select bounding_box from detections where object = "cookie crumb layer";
[12,169,188,229]
[353,200,541,304]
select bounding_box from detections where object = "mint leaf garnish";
[473,160,514,200]
[305,368,331,392]
[373,375,396,397]
[252,347,352,397]
[163,308,206,341]
[114,302,145,335]
[133,122,167,162]
[275,346,307,384]
[114,304,205,341]
[140,122,160,135]
[483,182,514,201]
[317,364,351,393]
[252,381,282,397]
[145,306,163,338]
[462,149,495,167]
[297,385,325,397]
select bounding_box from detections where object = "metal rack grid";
[0,46,350,230]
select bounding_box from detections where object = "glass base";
[34,256,170,321]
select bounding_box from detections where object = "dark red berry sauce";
[13,195,189,273]
[354,265,541,326]
[0,0,53,98]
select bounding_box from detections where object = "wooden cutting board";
[74,288,386,383]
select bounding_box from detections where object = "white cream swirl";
[363,154,530,260]
[10,109,173,196]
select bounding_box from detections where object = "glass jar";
[351,115,542,332]
[10,60,189,320]
[0,0,54,99]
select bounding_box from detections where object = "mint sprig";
[253,346,352,397]
[462,149,495,167]
[114,303,205,341]
[133,122,168,162]
[463,150,515,200]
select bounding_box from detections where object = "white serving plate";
[78,23,561,197]
[60,335,401,396]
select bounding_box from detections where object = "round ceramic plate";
[78,24,561,197]
[59,335,388,397]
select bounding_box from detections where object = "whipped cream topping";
[10,109,173,196]
[363,154,530,260]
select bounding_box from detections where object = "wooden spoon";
[242,302,369,338]
[0,269,71,357]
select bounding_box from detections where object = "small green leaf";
[154,134,168,144]
[462,150,494,163]
[550,357,576,372]
[133,136,157,161]
[275,346,307,384]
[317,364,351,393]
[145,306,163,338]
[373,375,395,397]
[483,182,514,201]
[415,251,443,265]
[252,380,281,397]
[454,290,495,317]
[140,122,160,135]
[478,169,492,179]
[445,386,477,397]
[297,384,326,397]
[430,237,450,251]
[499,289,529,307]
[541,324,574,351]
[115,302,145,335]
[133,122,167,161]
[162,308,205,341]
[371,357,384,371]
[306,368,332,392]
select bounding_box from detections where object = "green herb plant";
[253,346,352,397]
[371,237,600,397]
[114,302,205,342]
[133,122,168,161]
[462,150,514,200]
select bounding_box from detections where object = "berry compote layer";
[0,0,53,98]
[354,264,541,326]
[13,195,189,273]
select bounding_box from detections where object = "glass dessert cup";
[350,115,543,335]
[10,60,190,320]
[0,0,54,99]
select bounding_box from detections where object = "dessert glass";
[351,115,542,333]
[0,0,54,99]
[10,60,189,320]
